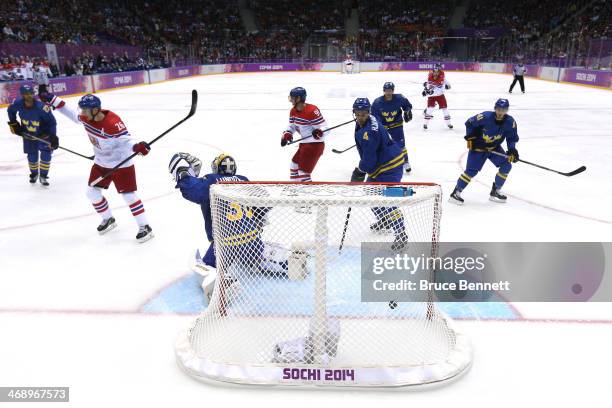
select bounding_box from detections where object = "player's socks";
[91,197,112,220]
[28,161,39,183]
[489,183,507,203]
[39,175,49,187]
[97,217,116,234]
[39,160,50,177]
[449,188,464,205]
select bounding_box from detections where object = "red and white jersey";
[286,103,327,144]
[51,96,137,168]
[427,71,450,97]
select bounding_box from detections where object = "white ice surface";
[1,71,611,407]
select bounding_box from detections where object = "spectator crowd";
[1,0,610,81]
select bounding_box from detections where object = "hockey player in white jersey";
[43,93,154,242]
[422,63,453,130]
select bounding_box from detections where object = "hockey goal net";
[176,182,471,387]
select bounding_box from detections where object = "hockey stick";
[489,150,586,177]
[331,144,356,154]
[17,132,94,160]
[337,207,352,254]
[89,89,198,187]
[285,118,355,146]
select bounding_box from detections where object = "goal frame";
[176,181,472,388]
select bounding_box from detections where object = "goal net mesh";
[176,182,471,387]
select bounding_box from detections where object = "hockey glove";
[464,134,483,150]
[351,167,366,182]
[8,121,22,135]
[403,110,412,122]
[47,134,59,150]
[281,131,293,147]
[133,141,151,156]
[311,128,323,140]
[506,147,519,163]
[41,93,65,109]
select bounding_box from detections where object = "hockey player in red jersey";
[280,87,327,182]
[422,63,453,130]
[44,93,154,242]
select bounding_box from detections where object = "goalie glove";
[169,152,202,182]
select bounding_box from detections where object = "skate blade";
[489,196,507,203]
[137,231,155,243]
[98,222,117,235]
[448,197,464,206]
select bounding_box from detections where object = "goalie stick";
[17,132,94,160]
[489,150,586,177]
[89,89,198,187]
[285,118,355,146]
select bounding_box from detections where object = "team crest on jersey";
[483,134,502,143]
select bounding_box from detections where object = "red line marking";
[0,191,173,232]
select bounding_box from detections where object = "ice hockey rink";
[1,70,611,407]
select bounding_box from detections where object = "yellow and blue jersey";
[7,98,57,139]
[177,173,258,244]
[354,115,406,180]
[465,111,519,151]
[371,94,412,131]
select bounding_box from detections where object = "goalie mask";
[212,153,237,176]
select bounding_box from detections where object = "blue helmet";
[78,94,102,109]
[433,63,443,70]
[289,87,306,103]
[494,98,510,109]
[19,84,34,95]
[383,82,395,91]
[352,97,371,113]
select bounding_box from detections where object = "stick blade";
[563,166,586,177]
[332,149,343,154]
[187,90,198,117]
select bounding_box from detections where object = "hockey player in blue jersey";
[7,84,58,186]
[169,152,287,302]
[450,98,519,205]
[371,82,413,173]
[350,97,408,250]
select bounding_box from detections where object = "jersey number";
[226,202,253,221]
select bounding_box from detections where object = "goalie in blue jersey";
[169,152,288,302]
